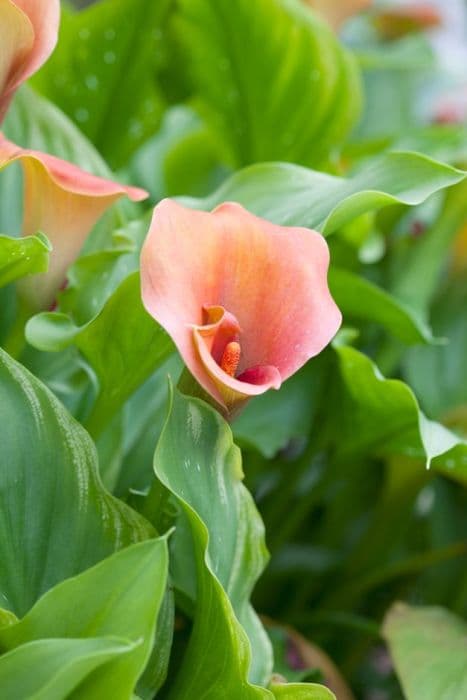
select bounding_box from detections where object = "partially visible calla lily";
[141,199,341,417]
[0,0,60,121]
[0,134,148,308]
[305,0,371,30]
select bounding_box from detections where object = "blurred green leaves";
[32,0,172,168]
[176,0,361,168]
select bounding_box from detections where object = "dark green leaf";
[0,348,154,616]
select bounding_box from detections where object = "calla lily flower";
[141,199,341,416]
[0,0,60,121]
[0,134,148,308]
[305,0,371,30]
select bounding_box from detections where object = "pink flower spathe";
[141,199,341,416]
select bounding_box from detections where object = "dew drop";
[85,74,99,91]
[104,51,116,65]
[78,27,90,40]
[75,107,90,123]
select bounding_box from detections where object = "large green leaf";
[0,348,154,617]
[0,637,137,700]
[329,267,434,344]
[0,540,169,700]
[181,153,465,233]
[26,272,173,437]
[383,603,467,700]
[333,345,467,483]
[32,0,172,168]
[154,389,272,694]
[0,233,51,288]
[176,0,360,168]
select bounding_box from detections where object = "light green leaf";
[154,389,273,697]
[32,0,172,168]
[4,86,110,177]
[0,348,154,617]
[329,267,434,344]
[334,345,467,483]
[270,684,336,700]
[181,153,465,233]
[0,539,169,700]
[0,233,51,288]
[0,637,137,700]
[26,272,173,437]
[383,603,467,700]
[176,0,360,168]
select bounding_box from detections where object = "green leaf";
[329,267,434,344]
[3,86,111,177]
[32,0,172,168]
[26,272,173,437]
[0,539,169,700]
[383,603,467,700]
[333,345,467,483]
[270,684,335,700]
[180,153,465,233]
[154,389,273,696]
[0,348,154,617]
[176,0,360,168]
[403,282,467,420]
[0,637,137,700]
[0,233,51,288]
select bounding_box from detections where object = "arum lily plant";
[1,0,467,699]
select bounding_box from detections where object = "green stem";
[1,297,32,359]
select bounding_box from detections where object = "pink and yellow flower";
[0,2,149,308]
[0,0,60,121]
[141,199,341,416]
[0,135,148,308]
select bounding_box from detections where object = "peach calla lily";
[0,0,60,121]
[0,134,148,308]
[141,199,341,416]
[305,0,371,30]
